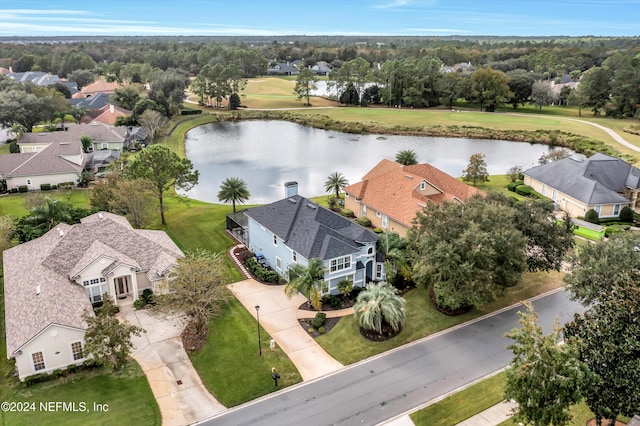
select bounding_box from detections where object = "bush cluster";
[514,184,533,196]
[40,183,51,191]
[24,360,96,386]
[18,185,28,193]
[310,312,326,329]
[180,109,202,115]
[357,217,372,227]
[341,209,354,218]
[245,257,279,283]
[584,209,599,224]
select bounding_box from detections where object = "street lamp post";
[255,305,261,356]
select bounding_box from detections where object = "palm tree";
[9,123,26,141]
[395,149,418,165]
[30,197,73,230]
[324,171,349,199]
[70,105,88,123]
[354,281,406,335]
[285,258,325,311]
[217,177,250,213]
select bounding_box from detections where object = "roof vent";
[405,174,414,179]
[306,203,317,210]
[36,285,41,295]
[59,142,69,145]
[287,198,297,204]
[58,228,64,237]
[98,213,104,219]
[91,121,99,126]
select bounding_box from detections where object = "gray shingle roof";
[3,212,183,356]
[524,153,638,205]
[245,195,378,260]
[69,92,111,109]
[19,123,126,145]
[0,140,84,178]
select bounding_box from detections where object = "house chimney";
[109,104,114,114]
[285,181,298,198]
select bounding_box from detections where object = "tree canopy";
[395,149,418,165]
[461,152,490,186]
[124,144,199,225]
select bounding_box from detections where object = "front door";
[115,276,130,299]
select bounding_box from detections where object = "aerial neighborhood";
[0,14,639,426]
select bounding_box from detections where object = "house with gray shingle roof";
[523,153,640,218]
[243,184,383,295]
[0,123,127,191]
[3,211,183,381]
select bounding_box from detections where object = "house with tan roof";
[73,79,120,98]
[344,159,483,237]
[0,123,125,191]
[3,212,183,380]
[90,104,132,126]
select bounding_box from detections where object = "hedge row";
[245,257,280,283]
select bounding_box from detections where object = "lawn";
[190,299,302,407]
[467,174,526,200]
[0,188,92,217]
[317,271,565,365]
[241,77,335,109]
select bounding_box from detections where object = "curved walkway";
[117,304,226,426]
[566,117,640,153]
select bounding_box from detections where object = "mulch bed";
[359,323,403,342]
[299,317,341,338]
[298,299,355,312]
[181,321,208,353]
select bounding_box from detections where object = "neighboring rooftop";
[245,194,378,260]
[524,153,640,205]
[345,159,483,227]
[19,122,126,145]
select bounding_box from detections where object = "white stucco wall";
[7,173,79,191]
[14,324,85,381]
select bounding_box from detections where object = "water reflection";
[183,120,580,204]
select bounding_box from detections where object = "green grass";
[466,175,527,200]
[410,371,507,426]
[191,299,302,407]
[0,364,160,426]
[0,189,92,217]
[317,271,565,365]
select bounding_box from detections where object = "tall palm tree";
[30,197,73,230]
[395,149,418,165]
[354,281,406,334]
[217,177,250,213]
[285,258,325,311]
[324,171,349,199]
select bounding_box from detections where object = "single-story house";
[523,153,640,218]
[344,159,483,237]
[3,212,183,380]
[311,61,331,76]
[0,123,127,191]
[266,62,299,76]
[243,183,383,295]
[69,92,112,112]
[72,79,120,98]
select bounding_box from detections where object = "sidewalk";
[117,303,226,425]
[227,278,345,381]
[456,400,517,426]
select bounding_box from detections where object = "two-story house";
[243,184,383,295]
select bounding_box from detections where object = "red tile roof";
[344,159,484,227]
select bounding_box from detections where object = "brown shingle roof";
[92,104,132,125]
[0,140,84,177]
[19,123,125,145]
[3,212,183,356]
[344,160,483,227]
[80,79,119,95]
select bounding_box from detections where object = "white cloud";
[373,0,411,9]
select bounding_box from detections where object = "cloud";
[373,0,411,9]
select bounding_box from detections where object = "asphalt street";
[203,290,584,426]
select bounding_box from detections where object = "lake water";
[183,120,580,204]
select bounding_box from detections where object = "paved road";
[202,290,583,426]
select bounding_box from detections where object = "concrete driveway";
[118,304,226,426]
[227,279,344,381]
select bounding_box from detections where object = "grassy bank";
[317,271,565,365]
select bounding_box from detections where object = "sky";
[0,0,639,38]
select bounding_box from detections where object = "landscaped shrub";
[322,294,343,309]
[40,183,51,191]
[373,227,383,234]
[514,179,524,186]
[514,185,533,196]
[141,288,155,305]
[341,209,354,218]
[51,184,57,190]
[605,224,630,237]
[357,217,372,227]
[180,108,203,115]
[9,141,19,153]
[507,181,519,192]
[245,257,280,283]
[18,185,28,193]
[133,299,146,309]
[25,373,50,386]
[584,209,599,224]
[318,326,326,334]
[310,312,326,329]
[58,182,75,189]
[619,206,634,222]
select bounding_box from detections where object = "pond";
[183,120,581,204]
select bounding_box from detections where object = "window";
[345,193,349,198]
[367,247,374,255]
[420,181,426,190]
[101,143,108,149]
[292,251,297,262]
[382,215,388,228]
[551,189,557,202]
[541,184,546,196]
[275,256,282,270]
[330,255,351,272]
[376,211,381,218]
[376,264,384,279]
[362,205,367,215]
[26,179,31,185]
[71,342,83,361]
[273,235,277,246]
[613,204,621,216]
[82,277,108,303]
[595,205,602,215]
[32,352,45,371]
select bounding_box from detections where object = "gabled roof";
[245,195,378,260]
[70,92,111,109]
[20,123,126,145]
[84,150,120,169]
[80,79,119,95]
[9,71,60,86]
[91,104,131,125]
[3,212,183,356]
[523,153,638,205]
[344,159,483,227]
